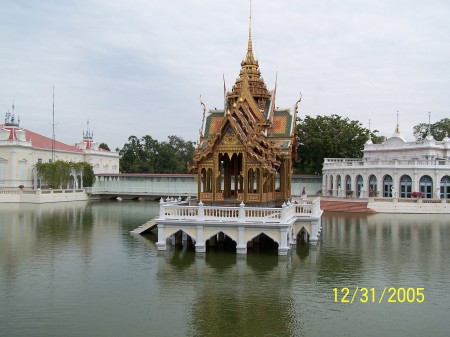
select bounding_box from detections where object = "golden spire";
[228,0,270,104]
[247,0,253,54]
[244,0,256,65]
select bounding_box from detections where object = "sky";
[1,0,449,150]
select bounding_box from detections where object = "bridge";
[89,173,322,200]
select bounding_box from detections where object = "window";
[369,175,377,196]
[383,175,393,197]
[419,175,433,198]
[399,175,412,198]
[345,175,351,193]
[356,175,363,197]
[441,176,450,199]
[0,160,7,184]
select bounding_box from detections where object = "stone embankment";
[320,198,376,213]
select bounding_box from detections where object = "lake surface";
[1,201,449,337]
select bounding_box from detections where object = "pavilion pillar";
[156,224,167,251]
[236,226,247,254]
[195,225,206,253]
[278,228,289,255]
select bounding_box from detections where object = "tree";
[119,135,146,172]
[73,162,96,187]
[36,161,71,189]
[413,118,450,140]
[99,143,110,151]
[118,135,195,173]
[294,114,381,174]
[36,161,95,188]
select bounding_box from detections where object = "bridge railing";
[159,198,321,223]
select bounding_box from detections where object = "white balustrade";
[159,198,320,223]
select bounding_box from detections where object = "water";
[1,201,449,337]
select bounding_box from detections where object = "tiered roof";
[191,15,298,173]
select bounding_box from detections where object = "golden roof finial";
[248,0,253,53]
[244,0,255,64]
[228,0,270,102]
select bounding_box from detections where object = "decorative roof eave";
[234,76,267,123]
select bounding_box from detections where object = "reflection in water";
[0,201,92,282]
[1,202,450,337]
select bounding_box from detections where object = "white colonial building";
[0,114,119,189]
[322,124,450,200]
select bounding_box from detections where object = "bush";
[411,191,423,198]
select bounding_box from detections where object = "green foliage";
[294,114,378,174]
[36,161,71,189]
[98,143,111,151]
[72,162,96,187]
[36,161,95,188]
[413,118,450,140]
[119,135,195,173]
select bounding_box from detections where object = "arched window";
[419,175,433,198]
[383,175,393,197]
[441,176,450,199]
[345,175,351,195]
[356,175,363,197]
[369,175,377,197]
[399,175,412,198]
[337,175,342,196]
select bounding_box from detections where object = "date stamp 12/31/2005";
[333,287,425,304]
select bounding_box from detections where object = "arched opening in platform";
[296,226,310,245]
[205,231,237,252]
[247,233,278,253]
[168,230,196,251]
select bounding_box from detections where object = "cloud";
[1,0,449,151]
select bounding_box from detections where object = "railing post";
[198,201,204,221]
[281,202,287,221]
[159,198,165,219]
[239,201,245,220]
[312,198,319,215]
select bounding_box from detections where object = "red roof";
[1,125,83,153]
[24,128,83,152]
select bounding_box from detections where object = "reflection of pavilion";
[154,246,320,337]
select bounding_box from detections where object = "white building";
[0,114,119,189]
[322,124,450,200]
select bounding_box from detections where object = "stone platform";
[133,197,323,256]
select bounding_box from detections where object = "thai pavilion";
[189,22,299,206]
[136,9,322,255]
